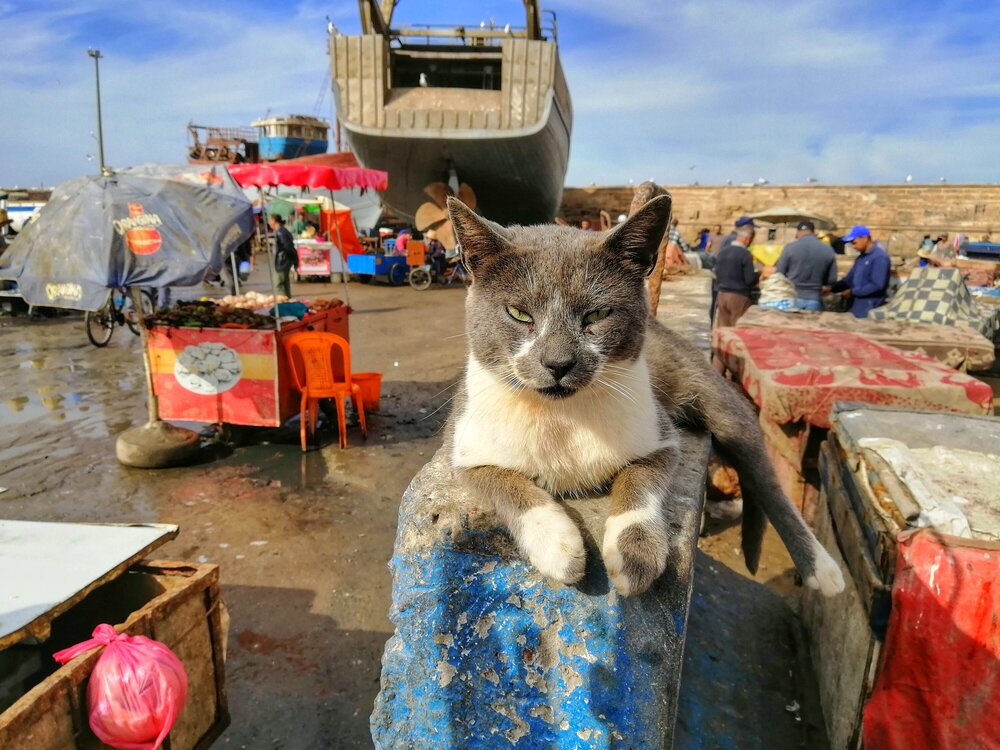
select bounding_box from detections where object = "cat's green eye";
[583,308,612,325]
[506,305,534,323]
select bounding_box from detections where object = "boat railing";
[390,22,530,46]
[541,10,558,44]
[188,124,259,143]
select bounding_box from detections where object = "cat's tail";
[711,423,844,596]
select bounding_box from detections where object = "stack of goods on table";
[216,291,288,309]
[148,300,276,330]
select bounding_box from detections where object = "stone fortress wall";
[560,184,1000,255]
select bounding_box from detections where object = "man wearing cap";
[830,225,890,318]
[775,220,837,311]
[721,216,756,247]
[714,226,758,327]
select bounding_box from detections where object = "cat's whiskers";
[600,362,675,403]
[593,376,641,411]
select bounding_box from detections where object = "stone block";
[371,431,709,749]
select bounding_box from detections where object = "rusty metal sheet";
[0,520,178,649]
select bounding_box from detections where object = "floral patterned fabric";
[737,307,995,372]
[714,328,992,433]
[712,327,994,513]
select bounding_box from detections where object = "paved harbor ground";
[1,271,826,748]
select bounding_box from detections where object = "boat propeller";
[414,181,477,250]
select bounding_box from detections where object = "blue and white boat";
[251,114,329,161]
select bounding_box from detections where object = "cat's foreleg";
[459,465,587,584]
[602,445,689,596]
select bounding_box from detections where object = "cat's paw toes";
[602,520,668,597]
[803,541,845,597]
[517,505,586,584]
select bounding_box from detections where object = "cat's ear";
[447,198,512,277]
[601,194,673,276]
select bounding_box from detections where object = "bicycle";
[85,287,156,347]
[408,257,470,290]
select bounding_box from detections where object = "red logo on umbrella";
[115,203,163,255]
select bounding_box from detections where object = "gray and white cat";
[443,195,844,598]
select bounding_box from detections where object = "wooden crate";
[0,561,228,750]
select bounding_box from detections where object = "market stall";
[711,326,994,518]
[802,405,1000,750]
[0,163,257,467]
[228,162,387,302]
[146,297,350,427]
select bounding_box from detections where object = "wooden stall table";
[147,306,349,427]
[712,327,994,520]
[803,406,1000,750]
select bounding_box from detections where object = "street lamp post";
[87,48,106,172]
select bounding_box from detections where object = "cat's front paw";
[602,513,668,596]
[515,505,586,585]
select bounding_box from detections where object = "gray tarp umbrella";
[0,163,253,311]
[0,164,255,467]
[747,206,837,230]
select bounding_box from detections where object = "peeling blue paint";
[372,449,708,749]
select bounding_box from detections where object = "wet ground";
[1,271,825,748]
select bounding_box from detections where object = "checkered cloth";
[870,267,999,338]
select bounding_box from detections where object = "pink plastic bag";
[52,624,188,750]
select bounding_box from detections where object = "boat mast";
[523,0,541,40]
[358,0,395,35]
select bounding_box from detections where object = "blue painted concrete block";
[371,433,709,749]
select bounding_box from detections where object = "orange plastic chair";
[283,332,367,450]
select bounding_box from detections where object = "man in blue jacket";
[831,225,890,318]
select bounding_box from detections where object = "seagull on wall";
[419,73,429,87]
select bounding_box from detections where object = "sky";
[2,0,999,189]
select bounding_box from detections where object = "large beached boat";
[329,0,572,233]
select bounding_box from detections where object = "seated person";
[425,230,447,276]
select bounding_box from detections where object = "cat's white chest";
[451,355,671,494]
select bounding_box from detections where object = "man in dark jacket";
[831,225,890,318]
[714,226,758,327]
[270,214,298,298]
[711,226,758,373]
[776,220,837,311]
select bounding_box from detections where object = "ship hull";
[343,97,570,227]
[259,137,329,161]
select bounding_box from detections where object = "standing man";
[721,216,756,246]
[706,223,726,254]
[775,220,837,311]
[714,226,758,327]
[270,213,298,298]
[830,225,890,318]
[711,226,758,372]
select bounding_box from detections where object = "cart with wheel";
[347,253,408,286]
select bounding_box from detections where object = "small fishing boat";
[250,115,330,161]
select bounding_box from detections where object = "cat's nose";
[542,356,576,382]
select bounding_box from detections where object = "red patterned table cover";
[712,327,993,514]
[713,328,992,432]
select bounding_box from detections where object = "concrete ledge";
[371,431,710,749]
